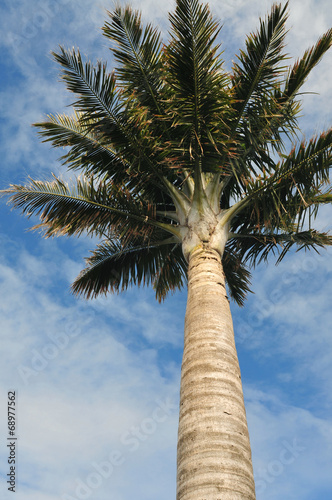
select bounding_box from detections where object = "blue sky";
[0,0,332,499]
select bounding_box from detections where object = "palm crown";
[3,0,332,305]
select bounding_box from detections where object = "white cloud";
[246,386,332,500]
[0,240,180,500]
[233,242,332,417]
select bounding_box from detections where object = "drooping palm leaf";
[72,235,252,306]
[222,247,252,307]
[71,237,186,301]
[228,229,332,267]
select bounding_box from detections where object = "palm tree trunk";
[177,247,256,500]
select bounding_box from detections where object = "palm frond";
[219,4,290,202]
[230,129,332,232]
[45,48,149,173]
[1,176,178,240]
[231,2,289,120]
[166,0,229,158]
[152,244,187,301]
[250,85,301,154]
[255,28,332,148]
[222,247,252,307]
[224,7,332,202]
[54,47,180,190]
[33,112,128,180]
[33,111,176,205]
[53,46,120,123]
[72,238,186,301]
[228,229,332,267]
[284,28,332,100]
[276,129,332,187]
[250,28,332,153]
[103,6,164,115]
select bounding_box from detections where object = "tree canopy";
[2,0,332,305]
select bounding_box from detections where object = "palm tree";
[2,0,332,498]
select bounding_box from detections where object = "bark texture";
[177,247,256,500]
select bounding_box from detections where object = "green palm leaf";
[35,113,176,204]
[221,2,289,193]
[103,6,164,114]
[53,46,120,123]
[1,176,178,240]
[253,28,332,150]
[222,247,252,307]
[72,235,252,306]
[231,2,289,121]
[230,129,332,231]
[166,0,229,159]
[72,238,186,301]
[284,28,332,100]
[229,229,332,267]
[33,112,128,180]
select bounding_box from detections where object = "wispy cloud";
[0,238,180,500]
[246,385,332,500]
